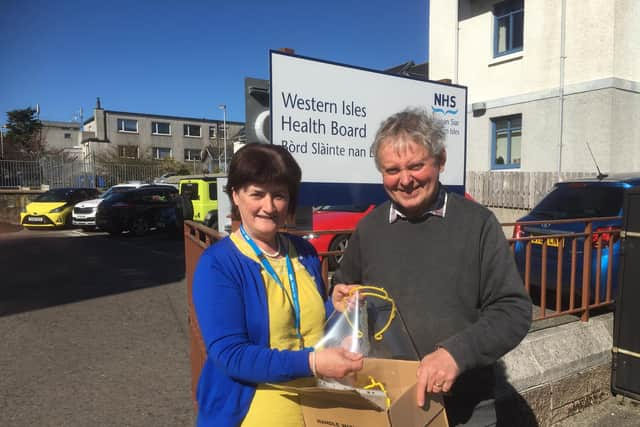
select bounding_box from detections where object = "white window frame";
[184,124,201,138]
[152,147,172,160]
[184,149,201,161]
[118,145,139,159]
[151,121,171,136]
[117,118,138,133]
[209,126,217,139]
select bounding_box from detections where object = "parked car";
[179,176,220,228]
[72,182,152,231]
[303,204,376,270]
[20,187,100,229]
[513,174,640,302]
[96,185,182,237]
[303,192,476,270]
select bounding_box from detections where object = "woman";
[193,143,364,426]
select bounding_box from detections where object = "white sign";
[270,52,467,186]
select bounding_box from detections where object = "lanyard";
[239,225,303,343]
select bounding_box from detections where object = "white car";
[72,182,149,230]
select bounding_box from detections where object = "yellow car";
[21,187,100,229]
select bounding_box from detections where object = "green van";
[178,176,220,228]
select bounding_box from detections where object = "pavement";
[0,221,22,233]
[555,395,640,427]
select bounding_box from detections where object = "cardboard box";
[276,358,449,427]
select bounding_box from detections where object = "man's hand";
[416,347,460,406]
[331,284,360,312]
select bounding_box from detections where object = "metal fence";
[467,171,592,210]
[0,158,163,189]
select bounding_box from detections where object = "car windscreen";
[101,186,137,198]
[531,185,624,219]
[103,192,130,202]
[35,189,72,202]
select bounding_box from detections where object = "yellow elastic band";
[363,375,391,409]
[344,285,396,341]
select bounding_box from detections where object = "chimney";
[94,97,107,141]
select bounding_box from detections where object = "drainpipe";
[454,0,459,84]
[557,0,567,181]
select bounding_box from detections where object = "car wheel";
[328,234,350,270]
[206,216,218,231]
[131,217,150,237]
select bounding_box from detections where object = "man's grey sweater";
[334,192,532,397]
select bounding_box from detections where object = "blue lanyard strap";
[239,225,302,343]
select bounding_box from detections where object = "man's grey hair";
[371,108,446,170]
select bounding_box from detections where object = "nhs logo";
[432,93,458,115]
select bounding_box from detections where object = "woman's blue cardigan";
[192,234,332,427]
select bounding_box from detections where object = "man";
[333,108,532,426]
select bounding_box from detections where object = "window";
[152,121,171,135]
[493,0,523,57]
[184,149,201,161]
[117,118,138,133]
[64,133,71,139]
[152,147,172,160]
[209,126,217,139]
[184,124,201,137]
[209,183,217,199]
[118,145,139,159]
[491,115,521,169]
[180,183,199,200]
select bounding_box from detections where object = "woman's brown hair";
[225,143,302,220]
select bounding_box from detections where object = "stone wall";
[0,190,43,225]
[499,313,614,426]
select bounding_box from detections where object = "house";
[81,98,244,169]
[429,0,639,207]
[40,121,83,157]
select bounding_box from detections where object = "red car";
[303,193,476,270]
[304,204,376,270]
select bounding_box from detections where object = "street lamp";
[0,125,6,159]
[218,104,227,173]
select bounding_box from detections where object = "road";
[0,227,194,426]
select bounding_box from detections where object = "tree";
[4,108,45,160]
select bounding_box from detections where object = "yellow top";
[230,232,325,427]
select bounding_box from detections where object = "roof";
[384,61,429,80]
[84,110,244,126]
[558,173,640,185]
[41,121,81,130]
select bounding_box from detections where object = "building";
[429,0,639,179]
[40,120,83,157]
[81,99,244,171]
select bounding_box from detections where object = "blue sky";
[0,0,429,124]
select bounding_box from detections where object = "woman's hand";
[311,348,364,379]
[331,284,360,312]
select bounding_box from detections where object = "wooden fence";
[467,171,592,210]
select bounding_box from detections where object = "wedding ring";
[435,382,444,387]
